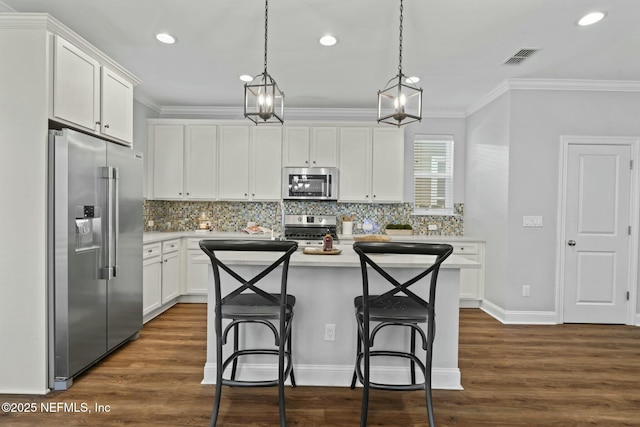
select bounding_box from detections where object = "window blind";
[413,136,454,213]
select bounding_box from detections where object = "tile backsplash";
[144,200,463,236]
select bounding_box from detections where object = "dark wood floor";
[2,304,640,426]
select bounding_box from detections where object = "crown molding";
[507,78,640,92]
[467,78,640,117]
[133,94,162,114]
[158,105,466,121]
[465,80,511,117]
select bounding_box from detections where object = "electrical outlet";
[148,220,154,227]
[522,285,530,297]
[428,224,438,231]
[324,324,336,341]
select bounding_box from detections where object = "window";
[413,135,454,214]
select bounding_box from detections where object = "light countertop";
[143,231,484,245]
[192,244,480,269]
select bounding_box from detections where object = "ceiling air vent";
[503,48,539,65]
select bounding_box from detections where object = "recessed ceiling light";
[405,76,420,84]
[239,75,254,82]
[319,35,337,46]
[156,33,176,44]
[578,11,606,26]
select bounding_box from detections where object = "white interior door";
[563,141,632,324]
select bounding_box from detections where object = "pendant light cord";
[264,0,269,74]
[398,0,403,75]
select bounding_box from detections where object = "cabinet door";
[152,125,185,199]
[311,127,338,167]
[143,257,162,316]
[100,67,133,144]
[251,127,282,201]
[219,126,250,200]
[185,125,217,199]
[161,251,180,304]
[371,128,404,202]
[339,128,371,202]
[53,36,100,132]
[283,126,310,166]
[186,250,209,294]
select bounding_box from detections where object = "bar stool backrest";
[199,240,299,309]
[353,242,454,316]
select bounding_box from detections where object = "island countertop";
[192,243,480,269]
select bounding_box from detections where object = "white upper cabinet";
[218,125,282,201]
[149,124,218,200]
[339,127,404,203]
[218,126,251,200]
[185,126,218,200]
[283,126,337,167]
[100,67,133,143]
[151,125,185,199]
[52,36,100,132]
[251,127,282,201]
[52,36,134,145]
[370,128,404,203]
[339,128,371,202]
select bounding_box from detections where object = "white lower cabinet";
[142,239,182,321]
[186,238,209,294]
[142,243,162,316]
[453,243,485,307]
[161,239,181,304]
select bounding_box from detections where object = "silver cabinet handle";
[568,240,576,246]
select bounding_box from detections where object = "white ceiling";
[3,0,640,115]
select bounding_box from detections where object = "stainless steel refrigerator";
[48,128,143,390]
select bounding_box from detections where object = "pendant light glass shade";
[378,74,422,126]
[377,0,422,127]
[244,0,284,125]
[244,72,284,124]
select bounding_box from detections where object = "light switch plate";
[523,216,543,227]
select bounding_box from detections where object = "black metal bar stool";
[199,239,299,427]
[349,241,453,427]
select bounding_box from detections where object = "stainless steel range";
[283,214,338,246]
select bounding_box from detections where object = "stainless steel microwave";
[282,167,338,200]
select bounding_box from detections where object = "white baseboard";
[480,300,558,324]
[202,363,462,390]
[635,313,640,326]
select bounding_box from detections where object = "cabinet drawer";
[452,243,478,255]
[143,243,161,259]
[162,239,181,253]
[188,238,204,250]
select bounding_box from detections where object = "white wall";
[0,27,49,393]
[467,87,640,319]
[403,117,467,204]
[507,89,640,313]
[465,93,511,309]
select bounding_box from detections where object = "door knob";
[567,240,576,246]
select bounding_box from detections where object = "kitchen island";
[194,243,479,390]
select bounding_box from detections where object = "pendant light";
[244,0,284,124]
[377,0,422,127]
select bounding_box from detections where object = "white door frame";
[556,135,640,325]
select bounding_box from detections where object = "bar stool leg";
[210,316,224,427]
[410,327,417,385]
[350,327,361,389]
[287,321,297,387]
[278,317,287,427]
[360,335,370,427]
[230,324,239,381]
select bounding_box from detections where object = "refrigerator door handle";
[113,167,120,277]
[100,167,116,280]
